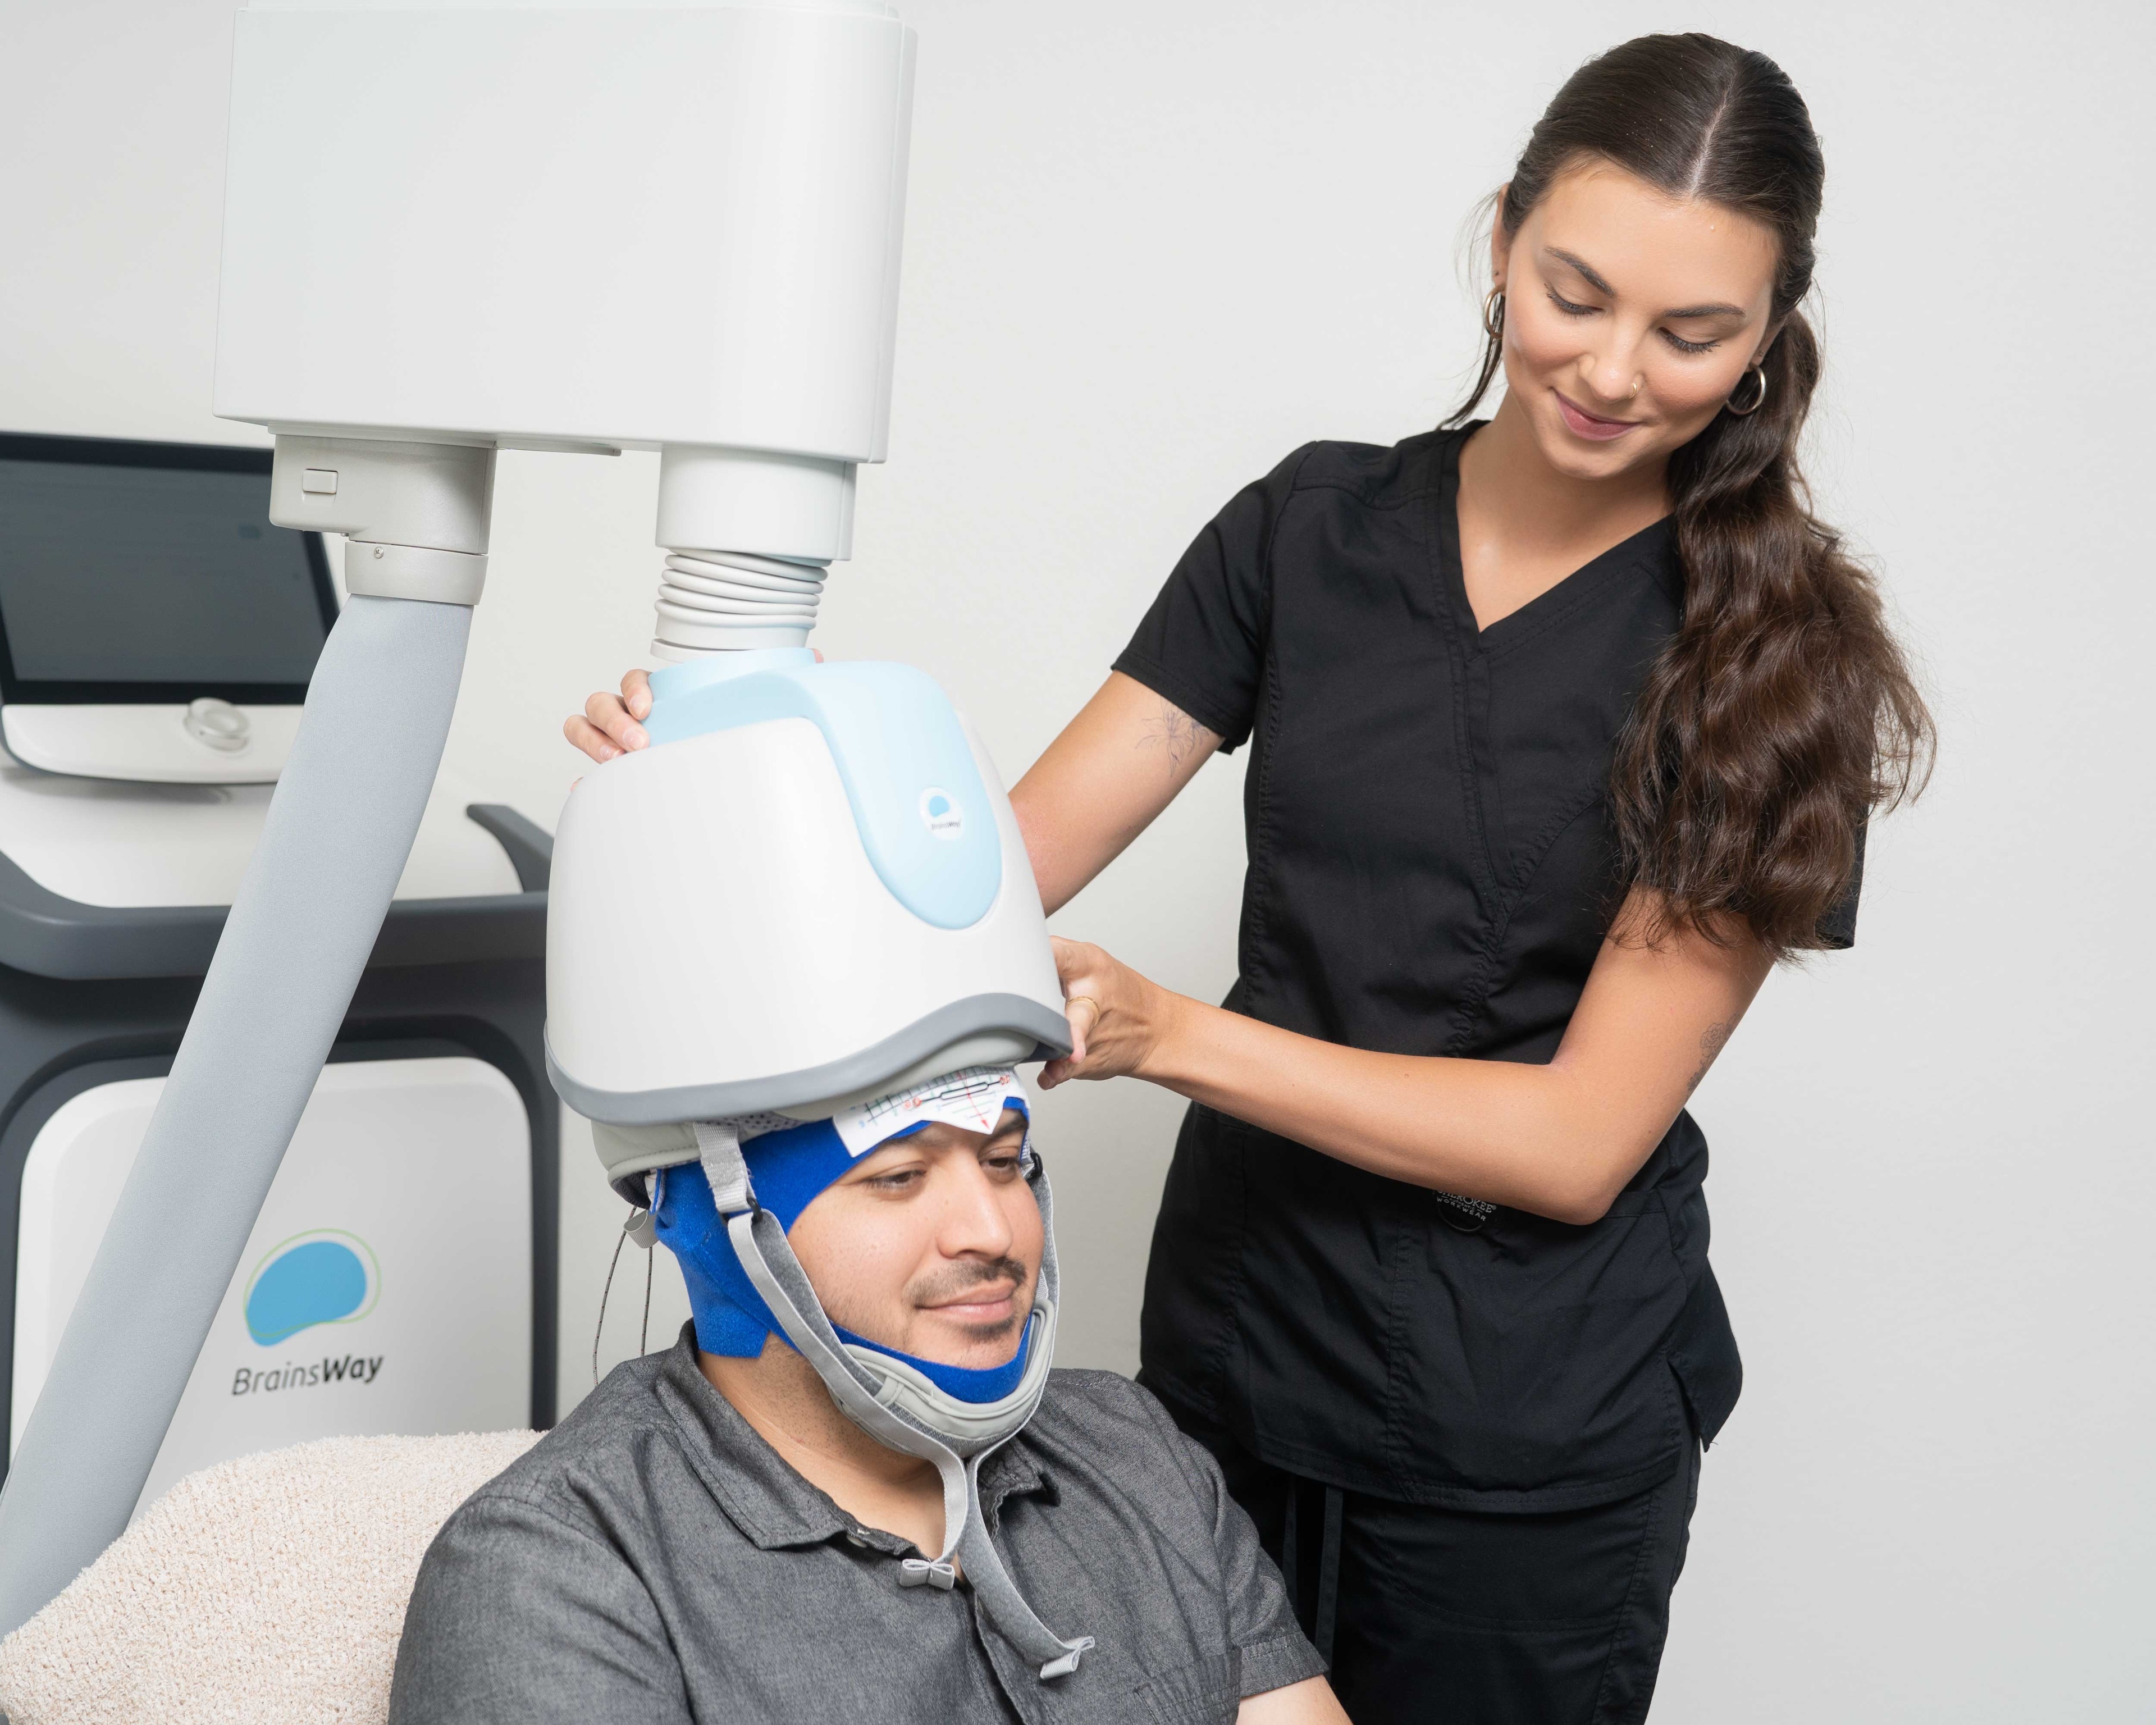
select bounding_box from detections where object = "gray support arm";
[0,594,474,1635]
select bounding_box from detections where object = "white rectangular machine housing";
[213,0,916,566]
[216,0,911,457]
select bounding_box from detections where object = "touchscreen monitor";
[0,433,336,705]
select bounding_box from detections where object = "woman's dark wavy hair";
[1447,33,1933,957]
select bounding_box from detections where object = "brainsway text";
[231,1354,385,1395]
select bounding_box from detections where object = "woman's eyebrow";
[1661,299,1750,321]
[1545,247,1617,296]
[1543,247,1747,321]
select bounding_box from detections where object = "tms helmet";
[552,660,1086,1680]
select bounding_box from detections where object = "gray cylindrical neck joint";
[268,434,497,606]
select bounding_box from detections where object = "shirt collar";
[651,1325,1053,1552]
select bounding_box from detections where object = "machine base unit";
[10,1057,532,1517]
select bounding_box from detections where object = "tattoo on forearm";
[1687,1020,1734,1095]
[1136,703,1202,778]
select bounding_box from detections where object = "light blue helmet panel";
[643,654,1003,931]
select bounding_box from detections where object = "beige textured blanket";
[0,1430,540,1725]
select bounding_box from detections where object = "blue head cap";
[651,1079,1034,1403]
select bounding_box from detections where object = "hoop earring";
[1725,364,1769,417]
[1482,287,1506,341]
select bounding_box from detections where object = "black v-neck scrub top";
[1113,426,1860,1513]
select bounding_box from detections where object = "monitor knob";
[185,697,252,754]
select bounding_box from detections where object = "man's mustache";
[911,1257,1033,1317]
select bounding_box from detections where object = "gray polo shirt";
[389,1327,1323,1724]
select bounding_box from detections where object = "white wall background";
[3,1,2150,1717]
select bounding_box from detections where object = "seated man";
[390,1069,1343,1724]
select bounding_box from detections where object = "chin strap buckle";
[692,1120,758,1216]
[898,1557,958,1591]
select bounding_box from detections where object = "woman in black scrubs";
[573,33,1930,1725]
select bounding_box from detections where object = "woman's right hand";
[563,669,653,762]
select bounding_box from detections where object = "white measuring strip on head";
[830,1066,1027,1160]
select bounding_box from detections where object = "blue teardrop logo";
[243,1230,380,1347]
[919,786,964,841]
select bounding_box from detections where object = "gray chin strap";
[692,1122,1095,1683]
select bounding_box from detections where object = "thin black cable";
[640,1231,655,1356]
[593,1224,629,1388]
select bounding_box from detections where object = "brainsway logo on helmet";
[230,1228,385,1397]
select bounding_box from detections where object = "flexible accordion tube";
[651,549,829,655]
[0,595,472,1637]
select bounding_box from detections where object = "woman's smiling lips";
[1554,390,1642,441]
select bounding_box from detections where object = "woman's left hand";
[1039,936,1182,1088]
